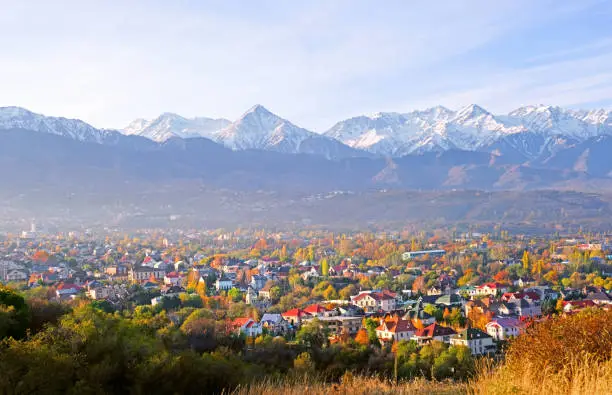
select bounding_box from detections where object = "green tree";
[228,288,242,303]
[296,318,328,348]
[0,286,30,340]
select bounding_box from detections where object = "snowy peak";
[453,104,491,123]
[0,106,119,144]
[326,104,612,157]
[123,113,230,142]
[214,105,313,151]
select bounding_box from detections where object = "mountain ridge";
[2,104,612,162]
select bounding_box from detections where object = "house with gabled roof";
[476,282,508,296]
[450,328,496,355]
[231,317,262,337]
[260,313,288,335]
[303,303,337,317]
[282,308,308,326]
[375,317,416,343]
[485,317,524,340]
[411,323,457,345]
[351,290,396,312]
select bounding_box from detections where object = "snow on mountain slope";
[0,106,121,144]
[123,113,230,142]
[212,104,357,158]
[326,104,612,157]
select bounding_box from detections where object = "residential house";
[351,290,396,312]
[475,282,508,296]
[411,323,457,345]
[260,313,289,335]
[88,286,115,300]
[311,316,363,336]
[215,274,233,291]
[450,328,496,355]
[375,317,416,343]
[486,318,524,340]
[232,318,263,337]
[164,272,183,287]
[4,269,28,282]
[56,283,81,300]
[562,300,596,313]
[129,266,165,282]
[258,282,274,300]
[301,267,320,281]
[304,304,338,318]
[403,297,436,325]
[250,275,267,291]
[435,294,463,308]
[282,308,308,326]
[585,290,612,305]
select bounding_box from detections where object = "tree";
[227,288,242,303]
[364,318,380,346]
[339,284,357,300]
[0,286,30,340]
[532,259,544,278]
[522,251,530,271]
[269,286,282,302]
[354,328,370,346]
[296,318,328,348]
[293,352,315,372]
[320,258,329,277]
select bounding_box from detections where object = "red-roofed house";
[303,304,337,317]
[282,308,308,326]
[411,323,457,345]
[55,283,82,299]
[375,317,416,343]
[164,272,184,286]
[231,317,262,337]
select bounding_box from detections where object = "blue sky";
[1,0,611,131]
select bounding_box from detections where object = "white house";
[450,328,496,355]
[475,282,508,296]
[164,272,183,287]
[4,269,28,282]
[215,275,233,291]
[485,318,524,341]
[375,317,416,343]
[351,291,396,312]
[232,318,262,337]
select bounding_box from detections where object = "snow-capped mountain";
[3,104,612,162]
[213,104,312,150]
[0,106,121,144]
[211,104,362,158]
[325,104,612,158]
[123,113,230,142]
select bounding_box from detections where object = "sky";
[1,0,612,132]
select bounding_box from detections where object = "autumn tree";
[522,251,530,271]
[354,328,370,346]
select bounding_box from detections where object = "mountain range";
[2,104,612,162]
[1,103,612,230]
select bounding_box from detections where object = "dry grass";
[470,354,612,395]
[470,309,612,395]
[231,374,467,395]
